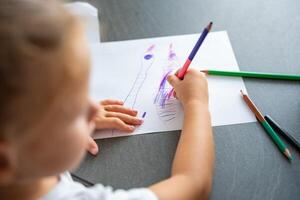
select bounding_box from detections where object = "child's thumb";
[167,75,179,87]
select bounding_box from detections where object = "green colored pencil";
[201,69,300,81]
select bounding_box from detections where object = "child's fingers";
[100,99,124,106]
[107,118,135,132]
[104,105,138,116]
[167,74,179,87]
[87,136,99,156]
[173,91,178,99]
[105,112,143,125]
[174,68,181,76]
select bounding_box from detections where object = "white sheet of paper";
[90,31,256,139]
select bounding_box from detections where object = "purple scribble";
[154,43,180,123]
[165,116,176,121]
[144,54,153,60]
[159,113,176,118]
[142,112,147,118]
[168,43,176,60]
[154,43,181,108]
[154,70,173,107]
[124,44,155,109]
[167,88,174,100]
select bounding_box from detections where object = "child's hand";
[94,99,143,132]
[168,69,208,108]
[86,99,142,156]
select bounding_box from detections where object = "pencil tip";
[284,149,293,162]
[240,90,244,95]
[201,70,208,75]
[207,22,213,31]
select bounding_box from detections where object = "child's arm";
[150,69,214,200]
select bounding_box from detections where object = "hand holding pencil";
[166,21,298,162]
[168,69,208,108]
[168,21,213,99]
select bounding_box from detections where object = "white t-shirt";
[41,173,158,200]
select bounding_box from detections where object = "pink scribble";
[147,44,155,52]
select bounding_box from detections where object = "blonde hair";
[0,0,85,139]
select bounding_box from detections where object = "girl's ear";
[0,140,16,184]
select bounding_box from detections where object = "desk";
[72,1,300,199]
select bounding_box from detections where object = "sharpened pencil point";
[207,22,213,31]
[200,69,208,74]
[284,149,293,162]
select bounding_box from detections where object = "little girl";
[0,0,214,199]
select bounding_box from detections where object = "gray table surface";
[72,1,300,199]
